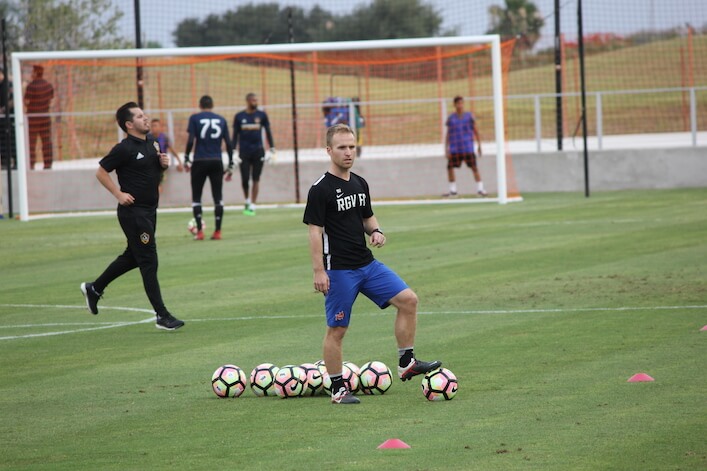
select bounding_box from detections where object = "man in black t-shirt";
[80,102,184,331]
[303,124,441,404]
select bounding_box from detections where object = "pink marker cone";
[700,325,707,331]
[627,373,654,382]
[378,438,411,449]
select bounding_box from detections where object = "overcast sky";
[122,0,706,48]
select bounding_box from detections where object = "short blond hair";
[326,123,356,148]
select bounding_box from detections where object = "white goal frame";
[12,35,507,221]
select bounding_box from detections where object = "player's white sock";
[250,203,257,211]
[449,182,457,194]
[477,181,485,192]
[245,198,251,209]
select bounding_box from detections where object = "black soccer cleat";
[155,312,185,331]
[398,358,443,382]
[80,282,102,315]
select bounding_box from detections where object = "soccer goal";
[11,35,518,220]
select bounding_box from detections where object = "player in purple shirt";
[150,118,183,193]
[444,96,486,197]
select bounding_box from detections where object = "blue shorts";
[325,260,409,327]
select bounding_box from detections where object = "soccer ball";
[317,361,331,395]
[421,368,458,401]
[273,365,307,398]
[343,361,360,393]
[211,364,247,398]
[318,361,359,395]
[250,363,279,397]
[300,363,323,396]
[359,361,393,395]
[187,218,205,235]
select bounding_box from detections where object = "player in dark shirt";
[303,124,441,404]
[232,93,275,216]
[184,95,234,240]
[80,102,184,331]
[0,68,15,170]
[23,65,54,169]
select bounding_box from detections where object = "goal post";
[12,35,515,220]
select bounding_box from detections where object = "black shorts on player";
[239,151,265,189]
[191,159,224,208]
[447,152,477,170]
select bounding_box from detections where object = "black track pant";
[93,205,167,316]
[191,159,224,231]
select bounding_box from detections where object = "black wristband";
[371,228,384,236]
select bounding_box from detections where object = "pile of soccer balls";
[211,361,458,401]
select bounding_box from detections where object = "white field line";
[25,196,525,221]
[417,305,707,315]
[0,304,155,341]
[0,318,155,340]
[1,303,704,341]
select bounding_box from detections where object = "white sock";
[449,182,457,193]
[477,181,484,192]
[250,203,257,211]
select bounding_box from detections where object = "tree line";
[0,0,547,52]
[173,0,455,47]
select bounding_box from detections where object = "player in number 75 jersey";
[184,95,234,240]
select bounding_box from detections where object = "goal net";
[11,36,519,220]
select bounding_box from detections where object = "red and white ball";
[187,218,205,235]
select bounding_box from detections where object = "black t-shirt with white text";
[99,134,163,208]
[303,171,375,270]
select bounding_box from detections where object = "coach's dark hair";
[115,102,139,133]
[199,95,214,109]
[453,95,463,104]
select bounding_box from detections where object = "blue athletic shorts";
[324,260,409,327]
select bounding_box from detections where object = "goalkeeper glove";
[184,154,191,173]
[263,148,276,164]
[224,162,234,182]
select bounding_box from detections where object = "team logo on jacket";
[153,141,161,153]
[140,232,150,244]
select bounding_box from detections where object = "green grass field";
[1,189,706,470]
